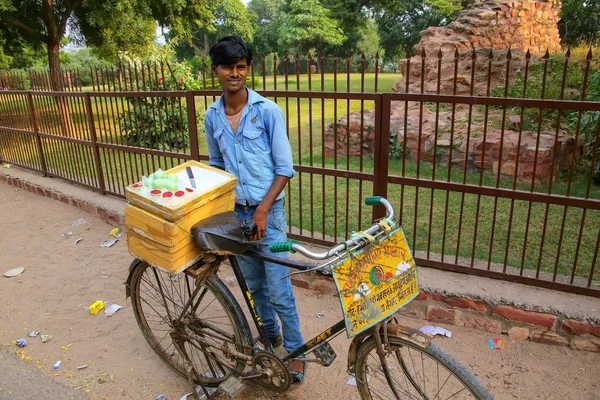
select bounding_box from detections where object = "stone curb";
[1,169,599,353]
[289,271,600,353]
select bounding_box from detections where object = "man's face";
[213,58,249,94]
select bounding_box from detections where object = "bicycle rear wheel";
[355,335,492,400]
[129,261,252,386]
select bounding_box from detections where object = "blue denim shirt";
[204,89,295,206]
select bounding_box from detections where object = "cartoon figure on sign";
[353,281,371,301]
[369,266,384,286]
[396,261,411,276]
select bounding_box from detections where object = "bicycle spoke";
[132,263,247,387]
[357,338,483,400]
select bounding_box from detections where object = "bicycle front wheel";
[355,335,492,400]
[129,261,252,386]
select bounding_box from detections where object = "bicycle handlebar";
[269,196,396,260]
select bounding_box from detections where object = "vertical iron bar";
[427,49,443,258]
[508,50,531,275]
[522,50,549,278]
[413,49,427,250]
[358,53,365,229]
[284,53,292,232]
[27,92,47,176]
[569,50,594,284]
[470,49,494,268]
[487,49,512,271]
[441,49,459,263]
[333,53,338,240]
[308,51,315,238]
[373,94,391,221]
[295,53,303,236]
[85,93,106,194]
[187,93,200,162]
[400,49,412,228]
[345,53,351,239]
[321,51,326,240]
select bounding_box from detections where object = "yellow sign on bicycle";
[331,228,419,337]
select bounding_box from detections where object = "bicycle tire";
[355,335,493,400]
[129,260,253,386]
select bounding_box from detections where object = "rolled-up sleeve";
[266,106,296,178]
[204,111,225,169]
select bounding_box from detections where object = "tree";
[277,0,346,54]
[321,0,369,54]
[558,0,600,46]
[247,0,286,56]
[0,0,214,91]
[357,18,382,58]
[173,0,253,59]
[367,0,461,60]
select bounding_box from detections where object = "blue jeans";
[234,199,304,353]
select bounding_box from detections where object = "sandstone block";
[492,305,556,328]
[443,297,487,312]
[570,338,600,352]
[561,320,600,338]
[508,326,530,341]
[426,305,461,325]
[463,317,502,333]
[531,331,569,347]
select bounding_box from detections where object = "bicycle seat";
[191,211,260,255]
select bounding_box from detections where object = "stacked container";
[125,161,236,274]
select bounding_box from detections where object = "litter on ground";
[420,325,452,338]
[4,267,25,278]
[100,237,118,248]
[105,304,123,317]
[70,217,86,227]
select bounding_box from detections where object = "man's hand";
[251,207,268,240]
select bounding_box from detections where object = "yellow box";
[125,161,237,222]
[89,300,104,315]
[125,187,235,274]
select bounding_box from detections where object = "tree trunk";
[47,40,63,91]
[47,39,72,136]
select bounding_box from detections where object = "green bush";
[117,95,189,150]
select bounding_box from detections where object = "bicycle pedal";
[313,341,337,367]
[217,375,245,398]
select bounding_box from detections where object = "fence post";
[84,93,106,194]
[27,92,47,177]
[186,92,200,161]
[372,93,390,221]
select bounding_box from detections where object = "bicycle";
[125,196,493,399]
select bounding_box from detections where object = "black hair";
[209,36,253,66]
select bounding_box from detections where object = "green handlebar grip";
[269,240,298,253]
[365,196,383,206]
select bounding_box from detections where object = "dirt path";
[0,182,599,400]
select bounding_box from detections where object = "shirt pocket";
[213,128,227,156]
[242,129,268,154]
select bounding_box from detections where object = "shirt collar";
[209,88,265,111]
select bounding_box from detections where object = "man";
[204,36,306,381]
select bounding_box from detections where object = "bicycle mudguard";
[346,323,431,374]
[124,258,145,299]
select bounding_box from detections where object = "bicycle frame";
[228,252,347,362]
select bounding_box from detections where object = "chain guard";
[251,352,291,393]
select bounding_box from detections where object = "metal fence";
[0,50,599,297]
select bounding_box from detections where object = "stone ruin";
[325,103,576,182]
[324,0,575,182]
[394,0,562,95]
